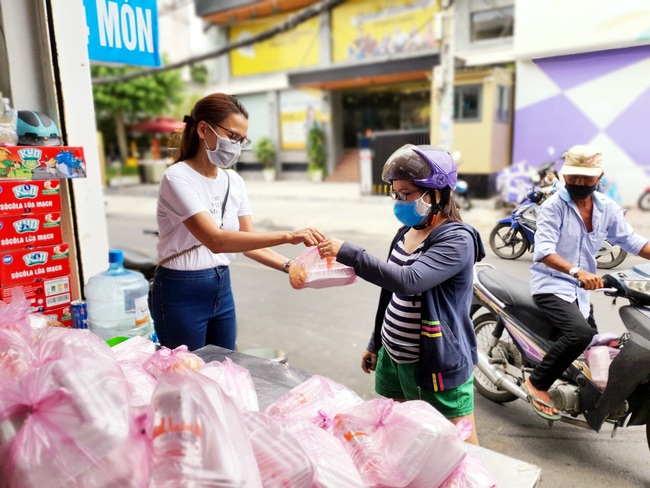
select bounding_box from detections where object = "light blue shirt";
[530,189,648,317]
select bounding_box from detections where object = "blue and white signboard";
[84,0,161,67]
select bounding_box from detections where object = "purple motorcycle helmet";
[381,144,458,190]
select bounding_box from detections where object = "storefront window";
[453,85,481,122]
[471,7,514,42]
[497,85,510,123]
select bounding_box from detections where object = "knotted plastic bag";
[438,420,497,488]
[143,344,205,378]
[200,357,259,412]
[288,247,356,290]
[243,411,314,488]
[332,398,467,488]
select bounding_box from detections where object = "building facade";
[194,0,514,195]
[513,0,650,207]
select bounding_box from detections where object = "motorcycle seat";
[476,268,557,340]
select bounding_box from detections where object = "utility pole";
[431,0,454,151]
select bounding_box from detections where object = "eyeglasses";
[389,189,427,201]
[212,123,251,148]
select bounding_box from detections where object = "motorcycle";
[639,187,650,211]
[489,186,628,269]
[470,262,650,447]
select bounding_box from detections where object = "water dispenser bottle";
[85,249,153,341]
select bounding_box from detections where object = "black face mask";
[565,183,598,200]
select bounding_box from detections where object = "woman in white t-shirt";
[152,93,324,351]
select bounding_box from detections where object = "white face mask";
[204,125,242,168]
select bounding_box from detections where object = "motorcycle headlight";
[623,280,650,296]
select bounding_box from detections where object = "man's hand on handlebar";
[576,270,604,290]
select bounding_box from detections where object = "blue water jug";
[85,249,153,341]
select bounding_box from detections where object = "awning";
[288,53,439,90]
[127,117,185,134]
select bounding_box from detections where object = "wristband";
[282,259,292,273]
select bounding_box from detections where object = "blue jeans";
[152,266,236,351]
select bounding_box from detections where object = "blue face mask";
[393,193,431,227]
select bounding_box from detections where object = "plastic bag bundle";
[264,375,363,429]
[0,287,32,340]
[73,406,154,488]
[143,344,205,378]
[113,336,158,407]
[31,327,116,367]
[150,368,262,488]
[332,398,467,488]
[0,355,131,488]
[243,411,314,488]
[438,421,496,488]
[288,247,357,290]
[200,357,259,411]
[284,421,365,488]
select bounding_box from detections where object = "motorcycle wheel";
[596,240,628,269]
[473,313,520,403]
[639,191,650,211]
[489,223,528,260]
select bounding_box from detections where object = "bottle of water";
[85,249,153,341]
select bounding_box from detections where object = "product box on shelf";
[0,145,86,180]
[0,211,62,250]
[0,180,61,216]
[42,304,72,327]
[0,275,71,312]
[0,242,70,286]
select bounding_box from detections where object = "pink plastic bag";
[438,421,496,488]
[0,355,131,488]
[288,247,357,289]
[113,336,158,407]
[143,345,205,378]
[150,368,262,487]
[283,420,365,488]
[332,398,467,488]
[73,406,154,488]
[200,357,259,411]
[264,375,363,429]
[0,287,32,340]
[243,411,314,488]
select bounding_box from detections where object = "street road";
[106,197,650,488]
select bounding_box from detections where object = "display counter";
[194,345,542,488]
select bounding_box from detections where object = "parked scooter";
[489,183,628,269]
[470,262,650,447]
[639,187,650,211]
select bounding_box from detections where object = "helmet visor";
[382,145,433,183]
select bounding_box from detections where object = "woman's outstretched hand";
[317,238,344,258]
[288,228,325,246]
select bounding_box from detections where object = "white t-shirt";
[156,162,252,269]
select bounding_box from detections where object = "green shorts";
[374,347,474,418]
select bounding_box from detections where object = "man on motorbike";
[525,145,650,419]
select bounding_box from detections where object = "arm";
[183,211,323,254]
[638,241,650,260]
[239,215,293,272]
[320,232,472,295]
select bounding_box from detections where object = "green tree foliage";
[254,137,276,169]
[91,63,185,160]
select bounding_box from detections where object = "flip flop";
[522,384,561,421]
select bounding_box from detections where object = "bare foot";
[524,378,558,415]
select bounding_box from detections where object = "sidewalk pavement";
[103,180,650,240]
